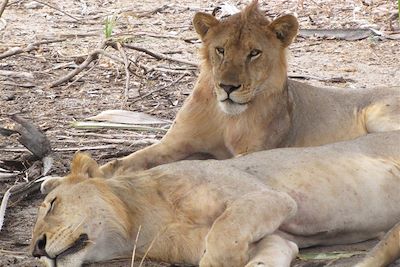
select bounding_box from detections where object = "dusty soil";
[0,0,399,266]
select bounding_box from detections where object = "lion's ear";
[40,176,64,194]
[70,152,103,179]
[193,12,219,39]
[269,14,299,47]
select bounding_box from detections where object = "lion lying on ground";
[31,131,400,267]
[100,1,400,177]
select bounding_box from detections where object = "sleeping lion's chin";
[39,257,55,267]
[219,101,248,115]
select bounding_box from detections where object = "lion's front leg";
[245,235,298,267]
[99,140,195,177]
[199,190,297,267]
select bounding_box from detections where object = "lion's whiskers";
[71,216,87,235]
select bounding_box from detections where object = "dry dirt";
[0,0,399,266]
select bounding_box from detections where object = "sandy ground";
[0,0,399,266]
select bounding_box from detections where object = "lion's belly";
[277,157,400,246]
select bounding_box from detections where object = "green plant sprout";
[104,15,117,38]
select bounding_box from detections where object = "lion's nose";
[219,83,241,95]
[32,234,49,258]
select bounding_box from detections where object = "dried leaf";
[0,185,17,233]
[71,121,168,132]
[298,251,363,260]
[42,155,53,176]
[11,114,52,158]
[87,110,170,125]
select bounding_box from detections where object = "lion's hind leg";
[355,221,400,267]
[199,190,297,267]
[245,235,298,267]
[365,96,400,133]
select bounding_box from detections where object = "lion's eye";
[47,197,57,214]
[249,49,261,58]
[215,47,224,56]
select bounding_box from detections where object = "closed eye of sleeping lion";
[32,131,400,267]
[99,1,400,178]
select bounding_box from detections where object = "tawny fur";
[356,222,400,267]
[32,131,400,267]
[99,2,400,178]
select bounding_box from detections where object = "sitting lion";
[32,131,400,267]
[100,1,400,177]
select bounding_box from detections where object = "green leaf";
[298,251,363,261]
[104,15,117,38]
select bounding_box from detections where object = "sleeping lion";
[100,1,400,178]
[32,131,400,267]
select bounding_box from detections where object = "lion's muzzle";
[32,233,89,260]
[219,83,241,95]
[32,233,50,258]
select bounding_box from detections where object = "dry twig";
[138,234,158,267]
[0,39,66,60]
[0,144,118,153]
[130,225,142,267]
[136,4,170,18]
[63,64,97,90]
[0,70,34,80]
[116,42,131,98]
[50,41,108,87]
[0,0,9,18]
[123,43,198,67]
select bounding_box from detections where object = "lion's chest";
[223,115,289,155]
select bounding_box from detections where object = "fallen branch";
[0,70,34,80]
[49,41,108,87]
[0,39,66,60]
[0,144,118,153]
[54,145,118,151]
[0,249,27,256]
[49,40,133,88]
[123,43,198,67]
[0,0,8,18]
[116,42,131,98]
[152,67,192,75]
[136,4,170,18]
[0,172,18,179]
[2,81,35,88]
[62,63,97,90]
[53,138,159,146]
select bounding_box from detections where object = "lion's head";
[31,154,132,267]
[193,1,298,115]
